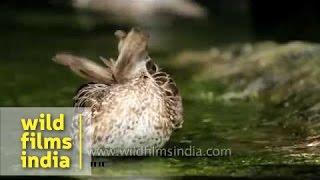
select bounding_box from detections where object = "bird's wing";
[146,59,184,130]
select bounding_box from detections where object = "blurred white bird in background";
[72,0,208,48]
[73,0,207,24]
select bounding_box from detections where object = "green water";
[1,9,320,178]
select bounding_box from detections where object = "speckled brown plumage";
[53,28,183,156]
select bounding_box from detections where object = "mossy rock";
[175,41,320,138]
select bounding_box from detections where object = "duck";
[73,0,207,24]
[53,28,183,156]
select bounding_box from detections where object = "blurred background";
[1,0,320,178]
[3,0,320,49]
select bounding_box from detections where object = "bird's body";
[53,28,183,156]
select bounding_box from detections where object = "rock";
[175,41,320,137]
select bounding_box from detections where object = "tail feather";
[53,53,115,84]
